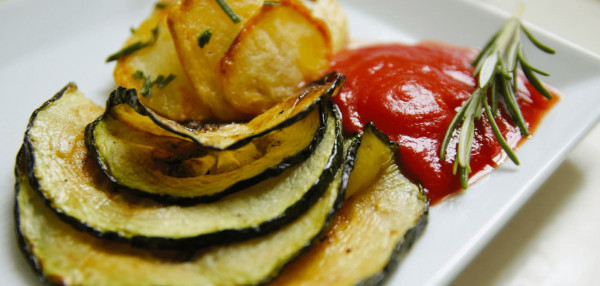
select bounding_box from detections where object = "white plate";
[1,0,600,285]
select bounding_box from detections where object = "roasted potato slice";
[112,1,213,121]
[218,0,332,115]
[301,0,348,52]
[168,0,263,121]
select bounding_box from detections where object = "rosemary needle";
[106,24,161,62]
[216,0,241,23]
[440,15,556,189]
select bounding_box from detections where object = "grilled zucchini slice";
[23,84,342,249]
[85,103,327,203]
[271,123,429,286]
[103,72,344,150]
[15,146,346,286]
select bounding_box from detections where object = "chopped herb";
[139,73,154,97]
[215,0,241,23]
[130,26,136,34]
[155,2,169,9]
[133,70,145,79]
[132,70,176,96]
[156,73,176,88]
[106,24,161,62]
[106,42,147,63]
[149,24,161,38]
[264,1,279,5]
[197,29,212,48]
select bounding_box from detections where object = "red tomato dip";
[330,43,556,204]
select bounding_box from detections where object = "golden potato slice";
[301,0,349,52]
[168,0,263,121]
[112,1,213,121]
[218,0,332,115]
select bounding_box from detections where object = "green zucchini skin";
[14,141,349,286]
[356,219,429,286]
[270,122,429,286]
[258,118,355,286]
[354,123,430,286]
[21,83,84,202]
[13,147,46,286]
[21,84,344,250]
[98,71,345,151]
[83,103,329,205]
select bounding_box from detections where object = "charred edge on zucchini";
[84,103,329,205]
[340,134,361,195]
[356,208,429,286]
[258,118,355,285]
[104,71,345,151]
[21,83,75,198]
[14,140,348,285]
[356,218,428,286]
[356,122,429,286]
[22,86,344,250]
[14,146,47,285]
[128,106,344,250]
[271,122,429,286]
[18,83,110,248]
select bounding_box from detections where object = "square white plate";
[1,0,599,285]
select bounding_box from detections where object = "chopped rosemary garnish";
[440,15,555,189]
[155,74,176,88]
[132,70,176,97]
[215,0,241,23]
[155,2,169,9]
[197,29,212,48]
[132,70,145,79]
[106,24,161,62]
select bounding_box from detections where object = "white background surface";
[0,0,599,285]
[454,0,600,285]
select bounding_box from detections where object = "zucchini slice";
[104,71,344,150]
[271,123,429,286]
[23,85,342,249]
[15,147,346,286]
[85,101,327,204]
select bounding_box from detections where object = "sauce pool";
[330,43,557,204]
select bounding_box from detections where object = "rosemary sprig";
[133,70,176,97]
[106,24,161,62]
[440,16,556,189]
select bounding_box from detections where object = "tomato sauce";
[330,43,556,204]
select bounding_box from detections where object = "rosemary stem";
[215,0,241,23]
[440,14,555,189]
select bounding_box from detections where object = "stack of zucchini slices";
[15,72,429,285]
